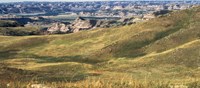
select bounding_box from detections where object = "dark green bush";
[0,20,22,27]
[0,27,41,36]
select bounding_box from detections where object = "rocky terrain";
[1,0,200,87]
[0,1,197,17]
[0,16,139,36]
[47,17,98,33]
[0,6,200,88]
[47,17,137,34]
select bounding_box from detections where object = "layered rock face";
[47,16,136,34]
[47,17,97,33]
[47,22,70,33]
[70,17,97,32]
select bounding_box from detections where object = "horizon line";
[1,0,199,3]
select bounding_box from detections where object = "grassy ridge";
[0,7,200,87]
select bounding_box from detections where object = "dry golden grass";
[1,7,200,88]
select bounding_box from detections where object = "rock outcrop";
[47,17,97,33]
[47,16,136,34]
[47,22,70,33]
[70,17,97,32]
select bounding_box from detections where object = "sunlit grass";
[1,7,200,88]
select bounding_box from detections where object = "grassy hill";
[0,7,200,87]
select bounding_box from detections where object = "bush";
[0,20,22,27]
[0,27,41,36]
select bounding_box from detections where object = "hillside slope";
[0,7,200,87]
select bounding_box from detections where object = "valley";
[0,6,200,87]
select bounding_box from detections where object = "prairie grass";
[1,7,200,88]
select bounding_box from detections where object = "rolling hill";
[0,7,200,88]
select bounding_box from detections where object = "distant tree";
[153,10,171,16]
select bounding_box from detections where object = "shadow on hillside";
[0,50,103,82]
[0,66,38,82]
[19,53,106,65]
[23,55,103,82]
[0,49,20,59]
[112,40,149,58]
[0,65,88,83]
[98,17,190,59]
[0,56,100,83]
